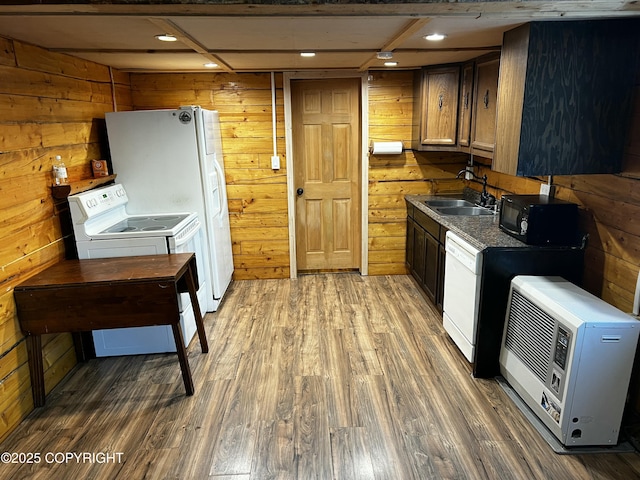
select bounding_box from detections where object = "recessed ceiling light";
[300,52,316,57]
[155,34,177,42]
[425,33,447,41]
[384,61,398,67]
[204,62,218,68]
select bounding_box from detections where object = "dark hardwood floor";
[2,274,640,479]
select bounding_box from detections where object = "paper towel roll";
[371,141,403,155]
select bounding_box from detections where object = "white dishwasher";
[442,231,483,362]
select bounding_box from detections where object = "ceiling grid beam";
[147,17,235,72]
[359,18,432,71]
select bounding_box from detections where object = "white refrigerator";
[105,106,234,312]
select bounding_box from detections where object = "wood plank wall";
[3,37,639,442]
[473,157,640,312]
[129,71,468,279]
[130,73,290,280]
[126,68,638,313]
[0,36,132,443]
[367,71,467,274]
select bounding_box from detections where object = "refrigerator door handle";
[212,158,226,217]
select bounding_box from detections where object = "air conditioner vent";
[504,290,555,382]
[500,276,640,447]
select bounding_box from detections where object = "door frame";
[283,70,369,279]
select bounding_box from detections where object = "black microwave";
[499,195,579,245]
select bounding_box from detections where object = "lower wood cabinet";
[406,202,447,311]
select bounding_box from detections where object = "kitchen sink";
[424,199,475,208]
[435,206,496,216]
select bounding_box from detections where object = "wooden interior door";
[291,78,361,272]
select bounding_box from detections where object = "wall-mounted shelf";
[51,174,117,200]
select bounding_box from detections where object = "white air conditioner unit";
[500,276,639,447]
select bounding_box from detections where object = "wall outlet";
[271,155,280,170]
[465,165,474,181]
[540,184,555,197]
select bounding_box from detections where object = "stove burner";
[142,226,168,231]
[103,222,139,233]
[128,217,152,222]
[153,216,181,221]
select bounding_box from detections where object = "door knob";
[296,188,304,196]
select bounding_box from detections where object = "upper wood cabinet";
[470,53,500,158]
[493,19,640,176]
[412,65,460,150]
[457,61,475,150]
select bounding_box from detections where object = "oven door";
[168,218,212,314]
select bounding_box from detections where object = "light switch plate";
[271,155,280,170]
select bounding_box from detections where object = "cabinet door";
[406,217,415,268]
[457,62,474,148]
[419,66,460,147]
[493,20,638,176]
[471,54,500,155]
[423,232,439,303]
[412,225,427,287]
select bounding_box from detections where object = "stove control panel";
[68,184,129,221]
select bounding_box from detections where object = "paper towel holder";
[370,141,403,155]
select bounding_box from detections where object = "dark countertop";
[405,194,530,251]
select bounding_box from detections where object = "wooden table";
[13,253,209,407]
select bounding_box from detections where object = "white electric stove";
[68,183,211,357]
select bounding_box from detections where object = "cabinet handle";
[464,92,469,109]
[438,94,444,110]
[483,90,490,109]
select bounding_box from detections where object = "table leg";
[26,335,45,407]
[72,332,96,362]
[185,262,209,354]
[171,322,194,396]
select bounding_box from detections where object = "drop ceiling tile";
[401,16,526,49]
[171,16,412,51]
[72,52,213,71]
[0,16,174,50]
